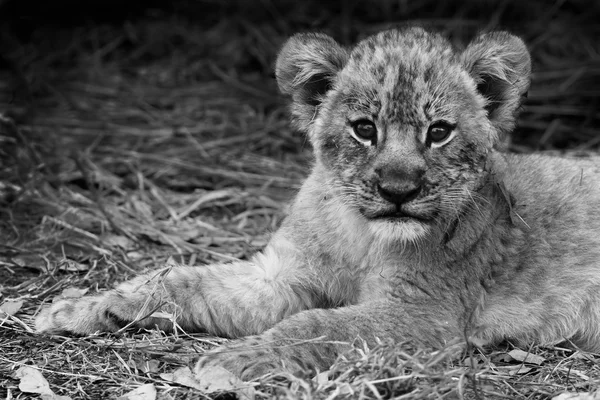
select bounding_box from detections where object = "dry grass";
[1,0,600,398]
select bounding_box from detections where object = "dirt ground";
[1,0,600,398]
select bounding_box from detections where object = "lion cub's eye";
[427,122,456,148]
[350,120,377,145]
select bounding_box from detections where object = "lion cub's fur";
[36,27,600,380]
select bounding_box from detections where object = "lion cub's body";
[36,28,600,379]
[275,152,600,350]
[476,154,600,348]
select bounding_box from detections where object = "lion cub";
[36,27,600,380]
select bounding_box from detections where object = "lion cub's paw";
[35,296,112,335]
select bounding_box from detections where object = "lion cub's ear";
[461,32,531,138]
[276,33,348,132]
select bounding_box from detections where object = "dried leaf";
[161,366,202,390]
[338,383,354,396]
[15,366,52,396]
[126,251,144,261]
[11,255,46,270]
[313,371,329,385]
[103,234,135,249]
[507,349,545,365]
[195,365,255,399]
[0,299,24,317]
[117,383,157,400]
[56,287,89,300]
[161,366,254,399]
[14,366,72,400]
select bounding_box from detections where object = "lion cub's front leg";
[36,252,314,337]
[195,299,461,380]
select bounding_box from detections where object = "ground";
[1,0,600,398]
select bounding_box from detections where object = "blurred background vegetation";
[1,0,599,149]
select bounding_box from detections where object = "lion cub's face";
[276,28,531,242]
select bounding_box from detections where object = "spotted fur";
[36,28,600,381]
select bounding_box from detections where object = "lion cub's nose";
[377,182,422,205]
[376,167,424,205]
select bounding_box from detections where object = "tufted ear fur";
[461,32,531,140]
[276,33,348,132]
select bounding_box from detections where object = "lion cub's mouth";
[369,208,431,223]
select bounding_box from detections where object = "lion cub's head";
[276,27,530,243]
